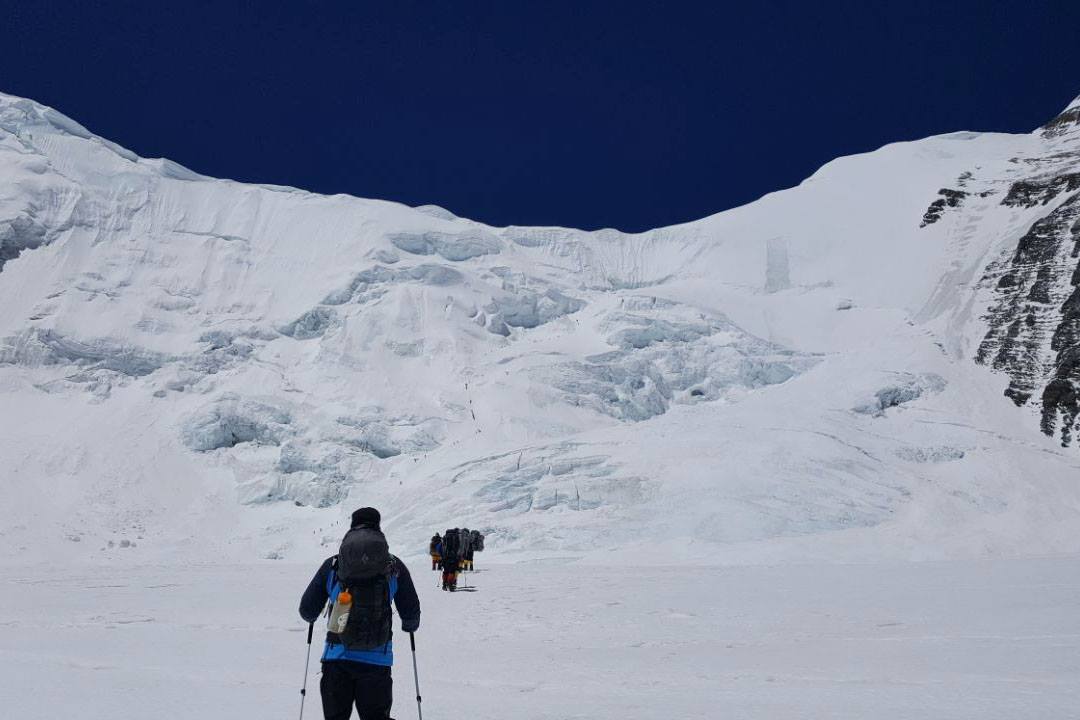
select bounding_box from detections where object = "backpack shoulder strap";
[326,555,340,593]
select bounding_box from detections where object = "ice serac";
[2,88,1080,565]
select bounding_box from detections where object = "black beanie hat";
[351,506,381,528]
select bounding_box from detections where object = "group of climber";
[429,527,484,591]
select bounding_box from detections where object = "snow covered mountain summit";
[2,90,1080,564]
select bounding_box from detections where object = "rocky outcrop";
[920,188,969,227]
[977,192,1080,444]
[1041,97,1080,139]
[1001,173,1080,208]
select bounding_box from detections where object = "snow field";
[1,557,1078,719]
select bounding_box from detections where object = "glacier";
[1,90,1080,569]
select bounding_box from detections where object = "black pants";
[320,661,393,720]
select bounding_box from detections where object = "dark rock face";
[1041,106,1080,139]
[977,193,1080,444]
[1044,210,1080,443]
[1001,172,1080,208]
[920,188,969,227]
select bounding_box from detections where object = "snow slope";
[2,90,1080,566]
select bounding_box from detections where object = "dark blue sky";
[3,1,1079,231]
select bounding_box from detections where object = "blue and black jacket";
[299,554,421,667]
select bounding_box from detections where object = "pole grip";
[306,622,314,644]
[410,631,416,651]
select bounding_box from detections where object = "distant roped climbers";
[432,528,485,591]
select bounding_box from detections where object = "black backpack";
[332,527,393,651]
[442,528,460,559]
[471,530,484,552]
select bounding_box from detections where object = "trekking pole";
[409,632,423,720]
[298,622,314,720]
